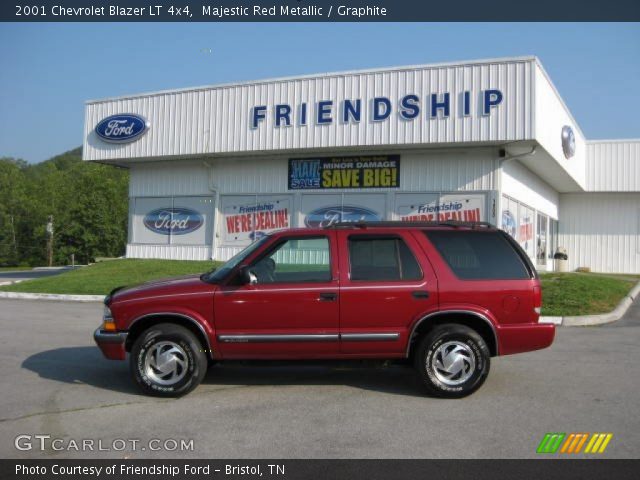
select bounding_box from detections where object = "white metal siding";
[586,140,640,192]
[212,149,498,194]
[126,244,212,261]
[129,161,211,197]
[502,160,559,218]
[84,59,535,161]
[559,193,640,273]
[533,65,587,189]
[215,246,243,262]
[127,149,499,261]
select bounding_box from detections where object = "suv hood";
[110,274,214,303]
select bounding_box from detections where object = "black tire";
[130,323,207,397]
[414,324,490,398]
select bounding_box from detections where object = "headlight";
[102,306,116,331]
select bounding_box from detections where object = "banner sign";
[143,207,203,235]
[222,196,291,243]
[289,155,400,190]
[396,194,485,222]
[304,205,382,228]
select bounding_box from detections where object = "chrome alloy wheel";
[143,341,188,385]
[430,341,476,386]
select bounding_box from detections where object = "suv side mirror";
[238,265,258,285]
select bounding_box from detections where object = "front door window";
[250,237,331,284]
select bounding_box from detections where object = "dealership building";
[82,56,640,273]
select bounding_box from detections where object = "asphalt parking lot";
[1,298,639,459]
[0,268,69,284]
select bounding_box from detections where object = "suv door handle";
[412,291,430,300]
[319,292,338,302]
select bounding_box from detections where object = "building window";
[502,195,557,266]
[518,204,535,259]
[537,213,549,267]
[549,219,559,262]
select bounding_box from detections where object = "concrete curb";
[0,291,104,302]
[540,281,640,327]
[32,266,73,271]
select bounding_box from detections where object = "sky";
[0,22,639,163]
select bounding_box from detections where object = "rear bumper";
[94,328,128,360]
[497,323,555,356]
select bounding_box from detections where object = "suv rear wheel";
[414,324,490,398]
[130,323,207,397]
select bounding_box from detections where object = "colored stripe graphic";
[536,433,566,453]
[560,433,589,454]
[538,433,613,454]
[584,433,613,454]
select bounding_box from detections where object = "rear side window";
[424,230,531,280]
[348,236,422,281]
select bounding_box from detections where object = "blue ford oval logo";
[95,114,149,143]
[561,125,576,159]
[143,208,203,235]
[305,205,381,228]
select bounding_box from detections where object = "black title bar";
[2,460,640,480]
[2,0,640,21]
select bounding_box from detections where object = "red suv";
[95,222,554,398]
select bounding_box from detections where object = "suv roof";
[324,221,496,230]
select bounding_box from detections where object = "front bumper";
[94,328,128,360]
[497,323,556,356]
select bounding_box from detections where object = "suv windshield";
[201,236,270,283]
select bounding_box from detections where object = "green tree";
[0,158,28,265]
[0,148,129,266]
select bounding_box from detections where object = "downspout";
[203,160,218,260]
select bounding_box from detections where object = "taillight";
[533,284,542,316]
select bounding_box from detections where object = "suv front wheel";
[130,323,207,397]
[414,324,490,398]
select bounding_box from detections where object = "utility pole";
[9,215,17,259]
[46,215,53,267]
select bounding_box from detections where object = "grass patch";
[0,259,221,295]
[540,272,639,316]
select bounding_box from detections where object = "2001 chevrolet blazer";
[95,221,555,398]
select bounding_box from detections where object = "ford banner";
[143,207,204,235]
[304,205,382,228]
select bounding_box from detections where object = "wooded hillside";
[0,148,129,266]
